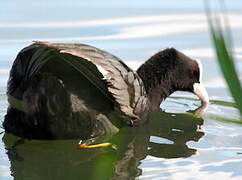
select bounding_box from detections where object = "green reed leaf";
[206,3,242,117]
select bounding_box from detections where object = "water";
[0,0,242,179]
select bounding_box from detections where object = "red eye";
[193,69,199,76]
[189,63,200,80]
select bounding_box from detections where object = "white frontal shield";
[193,59,209,105]
[193,83,209,104]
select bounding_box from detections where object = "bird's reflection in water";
[3,109,204,180]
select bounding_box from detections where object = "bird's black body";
[3,42,204,140]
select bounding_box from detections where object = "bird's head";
[137,48,209,108]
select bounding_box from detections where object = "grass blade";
[205,2,242,117]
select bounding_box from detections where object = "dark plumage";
[3,42,208,139]
[137,48,201,111]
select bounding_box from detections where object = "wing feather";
[35,42,148,119]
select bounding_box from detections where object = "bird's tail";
[22,73,71,117]
[3,73,71,139]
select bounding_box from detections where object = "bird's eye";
[189,63,200,82]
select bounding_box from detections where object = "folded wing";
[10,41,148,120]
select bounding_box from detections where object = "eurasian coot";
[3,42,209,139]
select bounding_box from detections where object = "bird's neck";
[137,60,176,111]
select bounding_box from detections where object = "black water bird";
[3,42,209,139]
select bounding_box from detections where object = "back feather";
[39,42,148,119]
[9,41,148,120]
